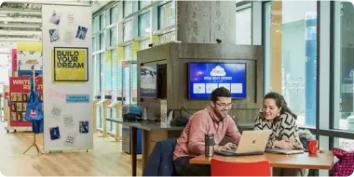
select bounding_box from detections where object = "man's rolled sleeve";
[187,114,208,155]
[226,118,241,144]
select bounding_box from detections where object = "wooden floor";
[0,122,142,176]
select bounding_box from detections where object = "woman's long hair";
[264,92,297,119]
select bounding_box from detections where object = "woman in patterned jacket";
[254,92,305,176]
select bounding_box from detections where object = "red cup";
[308,139,318,156]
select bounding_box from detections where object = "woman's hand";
[275,140,293,149]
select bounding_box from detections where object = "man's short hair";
[210,87,231,102]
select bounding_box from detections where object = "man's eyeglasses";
[215,102,232,108]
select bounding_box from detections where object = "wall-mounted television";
[140,64,157,98]
[188,63,247,99]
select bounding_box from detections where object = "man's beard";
[213,106,228,120]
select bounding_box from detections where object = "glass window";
[122,61,137,105]
[94,54,103,96]
[138,12,151,37]
[110,27,117,47]
[106,9,111,26]
[264,1,317,127]
[264,2,272,93]
[123,20,133,42]
[118,2,123,22]
[96,34,100,51]
[105,51,113,96]
[92,36,97,52]
[124,0,133,17]
[158,1,176,29]
[139,0,150,9]
[235,6,252,44]
[99,14,104,30]
[117,61,123,98]
[112,50,119,96]
[131,63,138,104]
[140,39,150,50]
[124,45,132,61]
[334,137,354,151]
[99,33,104,50]
[111,5,119,24]
[281,1,317,127]
[333,2,354,132]
[93,16,99,33]
[99,53,105,129]
[109,8,113,25]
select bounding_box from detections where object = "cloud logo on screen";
[210,65,226,76]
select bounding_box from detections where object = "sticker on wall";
[64,133,77,146]
[49,29,60,42]
[75,26,88,40]
[50,105,62,118]
[63,114,75,128]
[64,30,74,44]
[49,10,61,25]
[49,126,60,140]
[79,121,89,134]
[66,13,74,25]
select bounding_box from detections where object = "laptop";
[266,148,304,155]
[214,130,272,156]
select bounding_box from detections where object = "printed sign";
[10,77,43,93]
[66,94,90,103]
[53,47,88,81]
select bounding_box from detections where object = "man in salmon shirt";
[173,87,241,176]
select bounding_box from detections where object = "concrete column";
[177,1,236,44]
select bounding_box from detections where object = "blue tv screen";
[188,63,247,99]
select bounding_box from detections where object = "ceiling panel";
[0,2,42,41]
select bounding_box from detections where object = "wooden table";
[190,151,334,169]
[107,119,184,176]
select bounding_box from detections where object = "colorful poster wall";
[42,5,92,151]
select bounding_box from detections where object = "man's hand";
[219,142,237,151]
